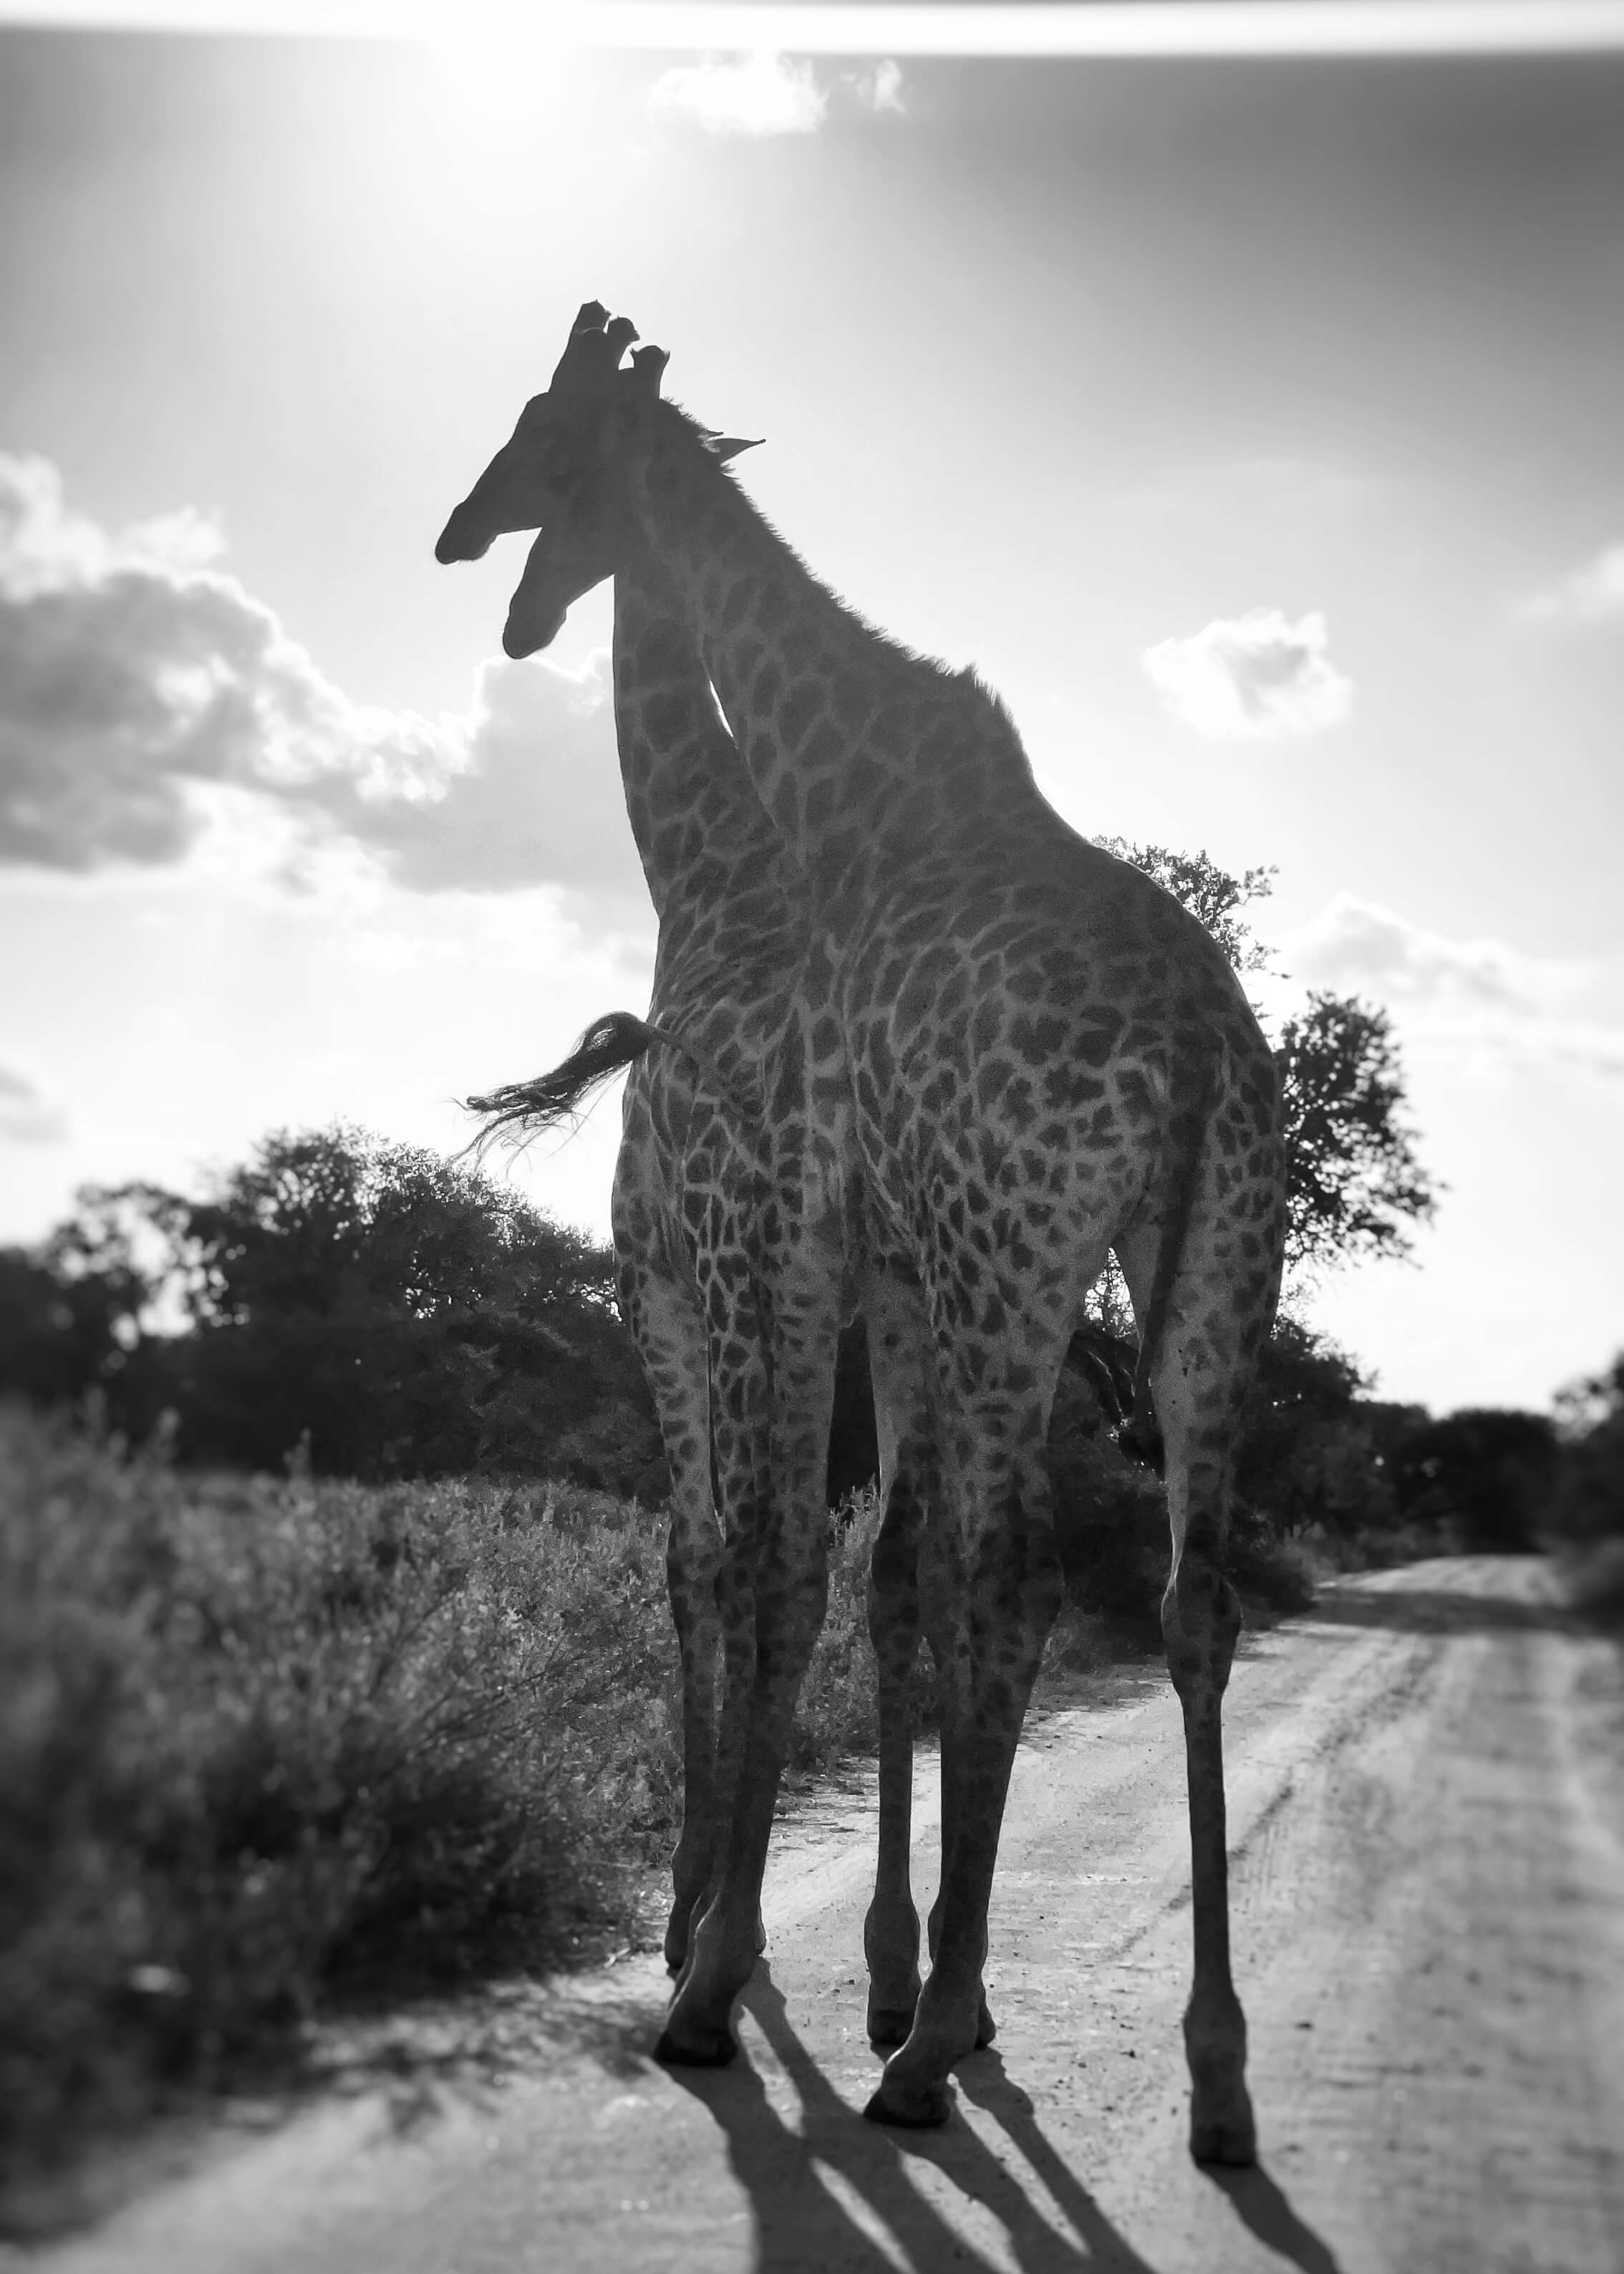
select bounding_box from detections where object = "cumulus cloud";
[1287,893,1554,1011]
[848,59,906,114]
[1282,892,1623,1080]
[1141,607,1352,741]
[649,51,827,134]
[1519,541,1624,625]
[0,1062,67,1144]
[648,50,905,134]
[0,453,463,873]
[0,453,648,912]
[352,650,651,914]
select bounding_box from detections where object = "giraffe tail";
[462,1010,758,1157]
[1115,1042,1227,1472]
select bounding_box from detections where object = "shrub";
[1548,1356,1624,1626]
[0,1405,683,2183]
[1385,1407,1559,1553]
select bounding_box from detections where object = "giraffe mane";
[658,398,1032,762]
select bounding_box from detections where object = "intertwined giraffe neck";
[613,567,784,926]
[633,429,1044,892]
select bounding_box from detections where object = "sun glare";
[427,8,562,124]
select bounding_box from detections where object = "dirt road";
[37,1558,1624,2274]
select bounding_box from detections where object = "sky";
[1,2,1622,1415]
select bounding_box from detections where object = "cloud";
[1141,608,1352,741]
[1282,892,1624,1080]
[0,453,648,912]
[0,453,224,596]
[847,59,906,113]
[1519,541,1624,625]
[1286,893,1554,1011]
[349,650,651,914]
[649,51,827,134]
[0,453,464,873]
[0,1062,67,1145]
[647,50,905,134]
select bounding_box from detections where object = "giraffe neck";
[632,422,1042,887]
[613,550,785,925]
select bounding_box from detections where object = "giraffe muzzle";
[502,603,566,660]
[435,501,496,566]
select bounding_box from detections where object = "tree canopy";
[1,1127,664,1490]
[1103,839,1439,1272]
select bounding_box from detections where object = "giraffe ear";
[705,435,764,463]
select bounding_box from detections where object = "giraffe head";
[435,302,759,657]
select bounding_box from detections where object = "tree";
[1,1128,665,1489]
[1096,838,1277,975]
[1276,993,1437,1270]
[1103,840,1438,1274]
[0,1194,158,1413]
[1385,1407,1559,1553]
[1550,1354,1624,1548]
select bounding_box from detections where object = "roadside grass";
[0,1419,902,2188]
[0,1402,702,2195]
[2,1403,1313,2200]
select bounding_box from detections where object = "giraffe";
[437,307,1287,2159]
[455,309,947,2040]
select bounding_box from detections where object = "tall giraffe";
[438,308,1287,2159]
[457,309,947,2043]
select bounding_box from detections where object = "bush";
[0,1131,667,1492]
[1050,1363,1318,1632]
[0,1411,978,2185]
[1547,1357,1624,1626]
[1550,1357,1624,1550]
[1385,1407,1559,1553]
[0,1405,685,2184]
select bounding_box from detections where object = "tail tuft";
[462,1011,661,1157]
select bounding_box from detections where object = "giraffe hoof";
[975,1998,997,2051]
[1189,2097,1257,2167]
[866,2005,917,2050]
[863,2078,953,2129]
[653,2025,739,2069]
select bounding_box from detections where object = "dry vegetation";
[3,1405,1140,2192]
[14,1374,1560,2206]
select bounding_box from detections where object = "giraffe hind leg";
[657,1265,841,2068]
[1118,1200,1279,2167]
[861,1266,930,2048]
[867,1353,1066,2129]
[616,1256,723,1977]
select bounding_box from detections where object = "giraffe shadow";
[659,1965,1167,2273]
[955,2060,1345,2274]
[1204,2167,1348,2274]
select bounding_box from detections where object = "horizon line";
[6,2,1624,58]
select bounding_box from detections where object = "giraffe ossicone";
[438,303,1286,2162]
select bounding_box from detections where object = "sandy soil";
[26,1556,1624,2274]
